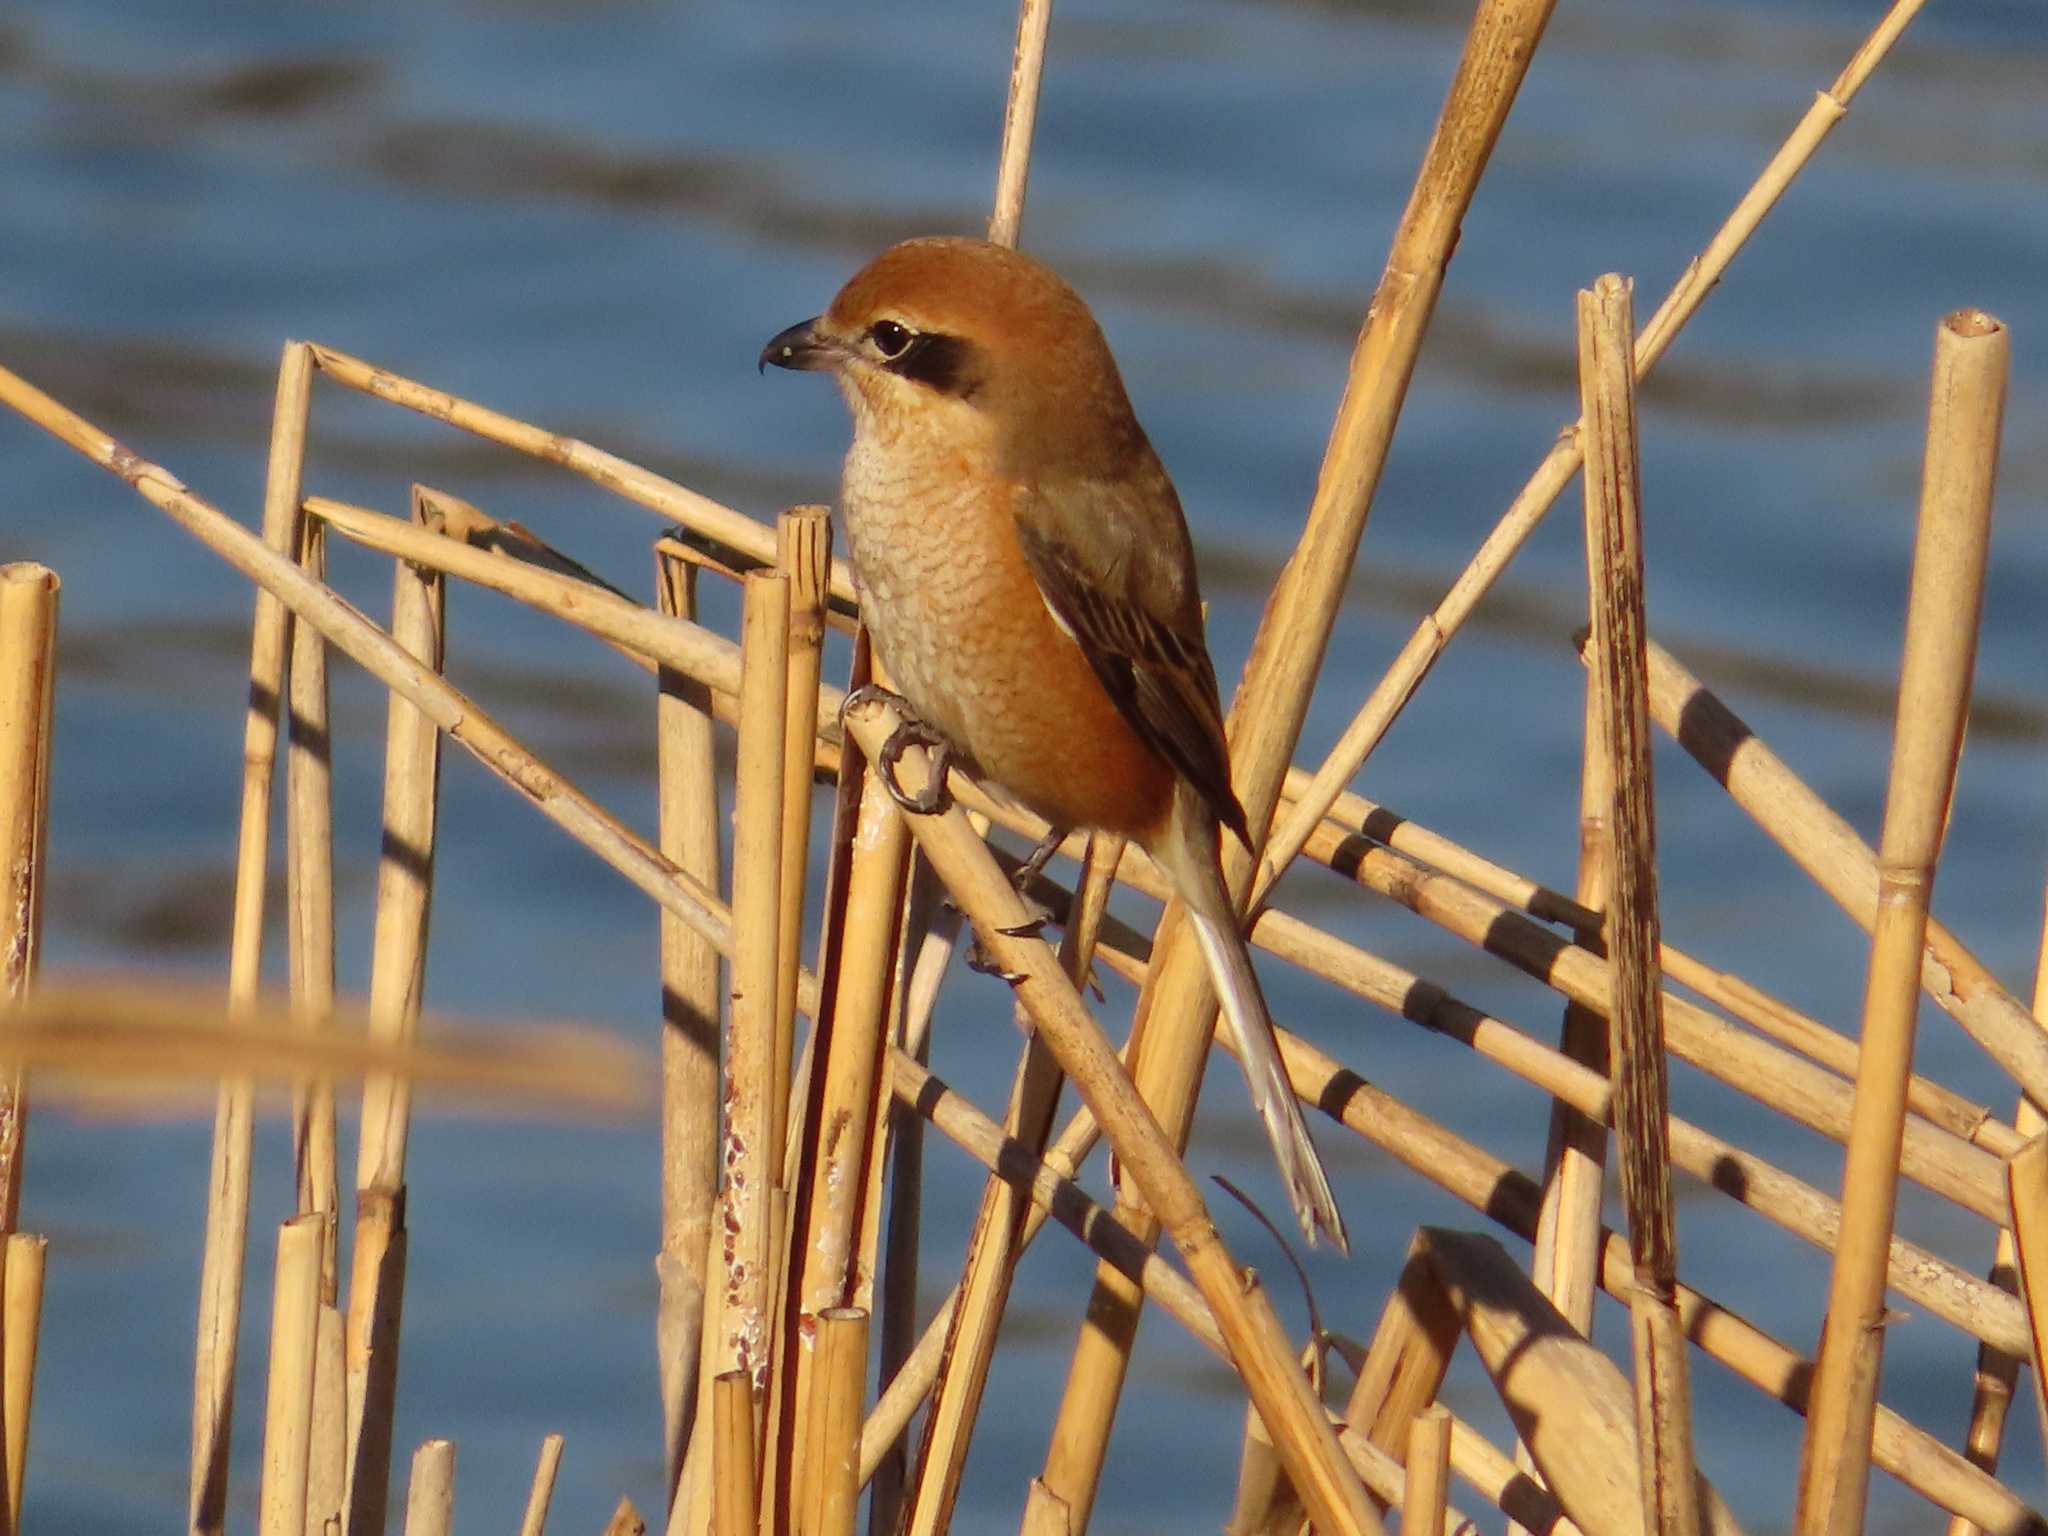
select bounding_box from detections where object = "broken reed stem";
[401,1439,455,1536]
[303,343,859,608]
[0,562,58,1232]
[519,1435,566,1536]
[841,699,1383,1536]
[259,1214,326,1536]
[712,1372,757,1536]
[1042,0,1557,1516]
[192,336,313,1536]
[1404,1407,1453,1536]
[801,1307,868,1536]
[1579,273,1697,1536]
[286,513,339,1288]
[1254,0,1932,904]
[1797,309,2008,1536]
[774,508,833,1164]
[716,572,790,1400]
[1,1231,44,1533]
[654,546,723,1510]
[1948,889,2048,1536]
[987,0,1054,249]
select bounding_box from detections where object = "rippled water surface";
[4,0,2046,1531]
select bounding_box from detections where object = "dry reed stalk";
[0,982,648,1109]
[897,842,1121,1535]
[799,1307,868,1536]
[400,1440,454,1536]
[855,1097,1102,1486]
[780,772,907,1523]
[1293,823,2011,1226]
[518,1435,566,1536]
[604,1498,649,1536]
[987,0,1053,249]
[1227,1394,1304,1536]
[190,337,314,1536]
[714,573,791,1404]
[1258,985,2038,1533]
[1798,310,2008,1536]
[1578,274,1696,1536]
[356,488,447,1192]
[774,507,833,1162]
[1425,1228,1740,1536]
[654,547,724,1506]
[712,1372,757,1536]
[341,492,447,1536]
[1404,1406,1453,1536]
[1042,0,1555,1517]
[286,514,339,1284]
[841,699,1382,1536]
[0,562,57,1233]
[0,380,758,997]
[1346,1235,1460,1488]
[1528,678,1612,1334]
[308,498,757,713]
[1617,628,2048,1104]
[1253,0,1933,902]
[1948,891,2048,1536]
[2004,1143,2048,1459]
[303,344,858,606]
[305,1305,344,1536]
[260,1214,326,1536]
[0,1231,43,1533]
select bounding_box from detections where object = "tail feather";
[1180,875,1349,1255]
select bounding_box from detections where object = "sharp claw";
[844,684,955,815]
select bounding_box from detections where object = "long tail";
[1159,820,1349,1253]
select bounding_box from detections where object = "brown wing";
[1012,502,1252,848]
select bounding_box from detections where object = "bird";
[760,236,1346,1252]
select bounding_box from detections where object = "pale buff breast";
[838,427,1173,840]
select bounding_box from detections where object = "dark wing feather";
[1012,514,1252,847]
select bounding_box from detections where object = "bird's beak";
[759,317,834,375]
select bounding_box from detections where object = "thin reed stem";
[191,336,312,1536]
[1798,310,2008,1536]
[1,1231,44,1534]
[801,1307,867,1536]
[518,1435,566,1536]
[711,1373,756,1536]
[400,1440,454,1536]
[987,0,1054,248]
[1404,1408,1453,1536]
[654,547,723,1509]
[0,562,58,1232]
[260,1214,326,1536]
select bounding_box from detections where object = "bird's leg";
[842,683,954,816]
[995,824,1068,939]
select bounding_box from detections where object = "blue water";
[4,0,2046,1531]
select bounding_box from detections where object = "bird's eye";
[868,320,914,359]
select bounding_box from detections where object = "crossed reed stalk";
[0,0,2034,1532]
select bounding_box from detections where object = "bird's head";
[760,237,1146,475]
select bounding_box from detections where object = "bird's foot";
[963,931,1027,985]
[842,684,954,816]
[1012,825,1069,896]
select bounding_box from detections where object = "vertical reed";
[1577,274,1696,1536]
[192,337,313,1536]
[987,0,1054,248]
[711,1372,756,1536]
[654,546,724,1507]
[1403,1405,1453,1536]
[1797,310,2008,1536]
[518,1435,566,1536]
[800,1306,868,1536]
[260,1213,326,1536]
[774,507,833,1160]
[400,1440,455,1536]
[0,562,57,1227]
[344,490,448,1536]
[1,1232,44,1533]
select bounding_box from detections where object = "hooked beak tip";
[760,317,830,375]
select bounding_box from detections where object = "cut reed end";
[1943,308,2003,341]
[0,565,58,594]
